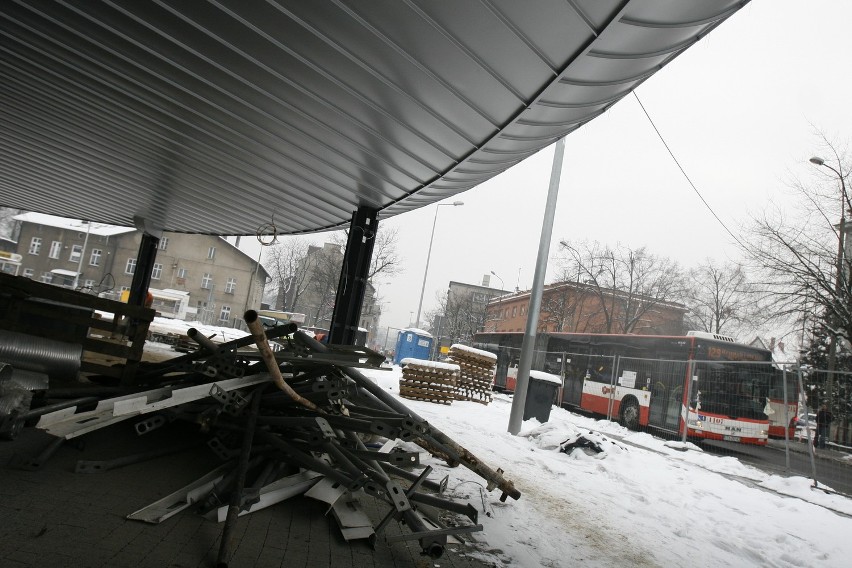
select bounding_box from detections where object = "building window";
[28,237,42,255]
[84,279,95,289]
[89,249,102,266]
[225,277,236,294]
[512,307,517,317]
[158,237,169,251]
[219,305,231,323]
[49,241,62,259]
[520,306,526,316]
[201,273,212,289]
[40,271,53,283]
[177,267,187,278]
[207,247,216,260]
[23,268,34,278]
[125,258,137,275]
[151,263,163,280]
[69,244,83,263]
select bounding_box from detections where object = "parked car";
[794,413,816,442]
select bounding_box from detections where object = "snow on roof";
[145,316,250,344]
[450,344,497,360]
[529,370,562,385]
[50,268,79,277]
[401,328,433,338]
[14,212,135,237]
[400,358,460,372]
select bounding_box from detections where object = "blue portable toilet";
[393,328,433,364]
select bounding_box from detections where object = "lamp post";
[414,201,464,328]
[490,270,505,291]
[72,220,91,290]
[489,270,505,332]
[809,156,848,409]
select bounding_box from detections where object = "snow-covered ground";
[360,365,852,568]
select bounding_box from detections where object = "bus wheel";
[620,399,640,431]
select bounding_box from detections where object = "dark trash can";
[523,370,562,423]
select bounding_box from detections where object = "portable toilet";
[393,328,433,364]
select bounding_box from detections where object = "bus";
[473,330,788,446]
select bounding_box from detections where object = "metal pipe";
[217,383,266,568]
[0,329,82,380]
[187,328,220,352]
[243,310,320,413]
[342,366,520,501]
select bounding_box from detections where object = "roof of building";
[14,212,136,237]
[0,2,749,236]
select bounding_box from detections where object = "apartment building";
[12,212,268,328]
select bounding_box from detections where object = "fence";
[492,345,852,498]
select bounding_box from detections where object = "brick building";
[485,281,686,336]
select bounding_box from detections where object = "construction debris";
[398,358,460,405]
[0,309,521,564]
[447,344,497,405]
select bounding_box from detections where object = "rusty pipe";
[243,310,320,413]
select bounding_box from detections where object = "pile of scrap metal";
[1,310,521,562]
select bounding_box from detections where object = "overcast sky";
[248,0,852,339]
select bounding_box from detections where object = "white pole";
[73,220,91,290]
[508,138,566,434]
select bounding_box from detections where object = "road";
[700,438,852,497]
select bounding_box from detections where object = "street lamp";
[414,201,464,328]
[489,271,506,333]
[490,270,505,291]
[809,156,849,408]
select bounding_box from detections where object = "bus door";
[560,352,596,408]
[578,355,617,417]
[618,357,688,431]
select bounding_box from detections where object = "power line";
[632,91,746,250]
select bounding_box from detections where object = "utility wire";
[632,91,747,250]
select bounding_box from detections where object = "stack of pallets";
[398,358,460,405]
[447,344,497,405]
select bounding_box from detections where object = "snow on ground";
[360,365,852,568]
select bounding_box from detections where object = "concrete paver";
[0,420,498,568]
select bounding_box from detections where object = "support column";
[329,206,378,345]
[128,232,159,307]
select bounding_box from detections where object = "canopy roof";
[0,1,749,236]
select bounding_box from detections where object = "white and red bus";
[474,330,790,446]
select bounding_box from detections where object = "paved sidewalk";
[0,421,497,568]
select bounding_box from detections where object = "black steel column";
[329,206,378,345]
[128,232,159,307]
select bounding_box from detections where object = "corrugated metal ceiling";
[0,1,749,236]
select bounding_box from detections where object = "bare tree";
[425,289,488,346]
[264,237,314,311]
[331,225,404,280]
[303,244,343,328]
[558,240,686,334]
[741,135,852,352]
[0,207,22,240]
[684,259,754,335]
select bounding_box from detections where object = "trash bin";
[523,370,562,423]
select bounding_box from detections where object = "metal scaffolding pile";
[0,311,520,564]
[398,359,460,405]
[447,344,497,405]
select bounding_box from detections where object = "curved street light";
[809,156,849,410]
[414,201,464,328]
[490,270,505,291]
